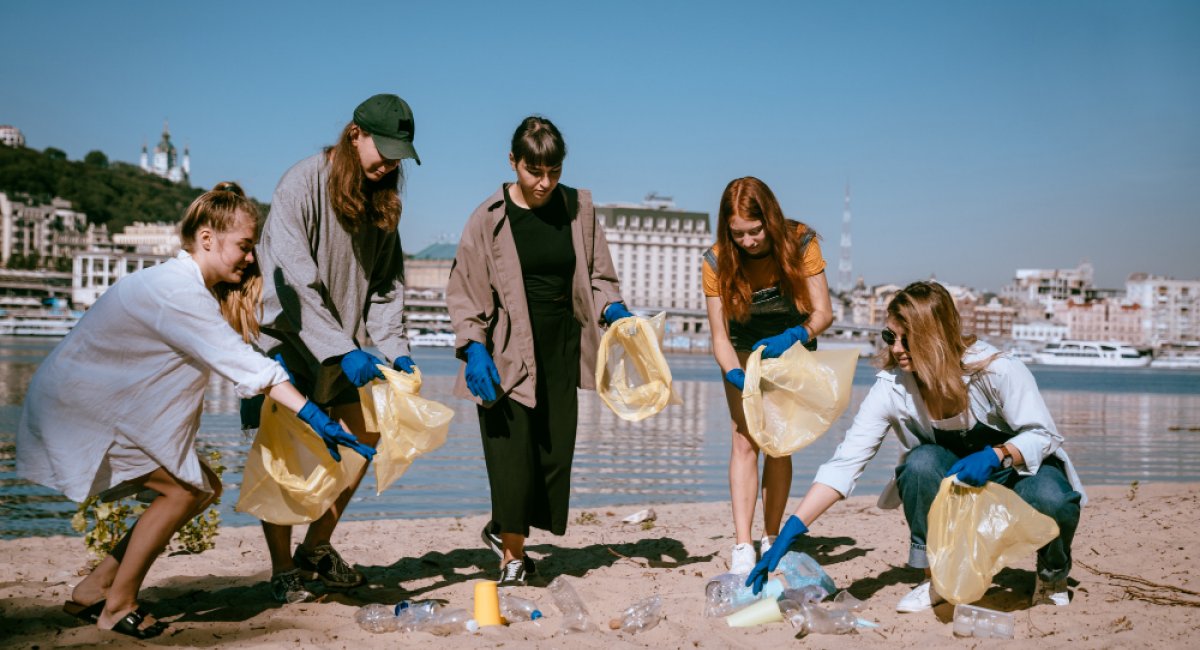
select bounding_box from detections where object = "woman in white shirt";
[17,183,374,639]
[744,281,1085,612]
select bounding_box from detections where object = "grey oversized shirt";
[256,153,409,403]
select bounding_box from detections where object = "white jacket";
[17,252,288,502]
[812,341,1087,508]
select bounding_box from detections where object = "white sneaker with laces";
[1032,576,1070,607]
[896,579,945,613]
[730,543,756,575]
[760,535,776,557]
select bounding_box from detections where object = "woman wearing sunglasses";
[744,281,1085,613]
[703,176,833,575]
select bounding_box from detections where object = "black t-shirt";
[505,185,576,304]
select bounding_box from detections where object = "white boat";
[410,331,456,348]
[1033,341,1149,368]
[1149,352,1200,370]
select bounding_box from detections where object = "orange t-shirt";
[702,223,826,297]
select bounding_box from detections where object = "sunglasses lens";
[881,330,895,345]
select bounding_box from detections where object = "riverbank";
[1,482,1197,648]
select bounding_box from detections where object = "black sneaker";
[270,569,315,604]
[293,543,365,588]
[481,522,503,560]
[497,558,527,587]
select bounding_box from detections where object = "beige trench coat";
[446,184,624,408]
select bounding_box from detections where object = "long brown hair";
[715,176,814,322]
[325,122,402,231]
[179,182,262,343]
[880,281,993,413]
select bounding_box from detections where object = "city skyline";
[2,1,1197,292]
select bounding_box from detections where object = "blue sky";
[2,1,1196,292]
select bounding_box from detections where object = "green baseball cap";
[353,94,420,165]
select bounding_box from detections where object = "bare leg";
[724,376,760,545]
[500,533,526,565]
[95,466,213,632]
[74,462,220,608]
[761,454,793,538]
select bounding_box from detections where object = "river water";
[1,338,1198,538]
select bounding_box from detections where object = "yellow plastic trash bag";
[927,477,1061,605]
[742,344,859,457]
[236,397,367,525]
[595,312,682,421]
[358,365,452,495]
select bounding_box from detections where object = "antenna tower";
[838,184,853,294]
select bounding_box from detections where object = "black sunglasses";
[881,328,909,351]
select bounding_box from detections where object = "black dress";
[479,186,580,537]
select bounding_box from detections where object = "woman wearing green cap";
[447,116,630,587]
[246,94,420,604]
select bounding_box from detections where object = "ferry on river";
[1033,340,1150,368]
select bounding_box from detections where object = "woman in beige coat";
[447,116,629,586]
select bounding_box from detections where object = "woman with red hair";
[703,176,833,575]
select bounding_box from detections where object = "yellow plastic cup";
[725,597,783,627]
[474,580,504,627]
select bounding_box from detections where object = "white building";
[113,222,181,256]
[1125,273,1200,346]
[140,121,190,184]
[0,125,25,148]
[594,194,711,344]
[0,193,106,269]
[1012,319,1070,343]
[71,251,169,308]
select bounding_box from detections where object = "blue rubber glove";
[724,368,746,392]
[340,349,386,387]
[273,354,297,385]
[464,341,501,402]
[746,515,809,594]
[297,401,376,462]
[603,302,634,325]
[393,355,417,374]
[947,448,1001,487]
[753,325,810,359]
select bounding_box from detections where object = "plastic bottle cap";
[531,610,543,620]
[465,619,479,633]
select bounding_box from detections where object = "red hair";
[715,177,814,322]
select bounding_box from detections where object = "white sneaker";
[1032,576,1069,607]
[760,535,776,557]
[730,543,756,575]
[896,579,945,613]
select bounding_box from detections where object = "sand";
[2,482,1197,649]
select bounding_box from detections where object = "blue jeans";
[895,444,1082,582]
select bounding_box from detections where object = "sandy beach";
[2,482,1197,649]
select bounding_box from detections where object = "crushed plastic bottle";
[416,607,479,636]
[781,584,828,605]
[776,551,837,595]
[394,600,441,632]
[778,590,878,636]
[704,572,784,617]
[953,604,1014,639]
[355,603,399,633]
[618,595,663,633]
[547,575,593,633]
[499,593,544,622]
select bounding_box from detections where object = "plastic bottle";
[416,607,479,636]
[547,575,593,633]
[776,551,837,595]
[704,573,785,617]
[952,604,1014,639]
[394,600,441,632]
[355,603,399,633]
[781,584,828,605]
[618,595,663,633]
[777,599,859,636]
[499,593,544,622]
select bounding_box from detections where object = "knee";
[898,445,951,483]
[1020,481,1081,522]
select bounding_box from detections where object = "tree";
[44,147,67,161]
[84,150,109,168]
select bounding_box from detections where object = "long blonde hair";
[325,122,402,231]
[179,182,262,343]
[880,281,992,414]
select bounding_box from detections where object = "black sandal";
[62,599,105,623]
[107,607,167,639]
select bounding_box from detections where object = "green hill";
[0,145,267,230]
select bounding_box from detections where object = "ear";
[196,226,215,251]
[508,152,518,172]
